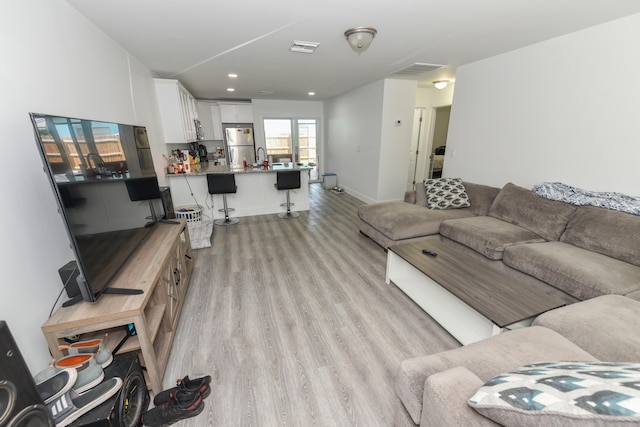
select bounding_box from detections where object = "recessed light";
[308,92,315,96]
[227,88,235,92]
[228,73,238,78]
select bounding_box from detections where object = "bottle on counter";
[268,156,273,168]
[243,157,247,169]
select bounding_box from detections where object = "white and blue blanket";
[532,182,640,216]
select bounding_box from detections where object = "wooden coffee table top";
[389,239,566,327]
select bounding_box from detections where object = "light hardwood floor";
[163,183,460,426]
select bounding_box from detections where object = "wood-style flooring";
[163,183,460,426]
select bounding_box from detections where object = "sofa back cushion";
[463,182,501,216]
[488,183,576,241]
[560,205,640,267]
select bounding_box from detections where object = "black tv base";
[62,288,144,308]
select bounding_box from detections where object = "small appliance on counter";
[198,144,208,162]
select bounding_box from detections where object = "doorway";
[428,105,451,179]
[406,108,426,191]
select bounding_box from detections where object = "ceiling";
[67,0,640,101]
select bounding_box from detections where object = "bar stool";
[207,173,239,226]
[275,170,301,219]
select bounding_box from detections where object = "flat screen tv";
[30,113,164,305]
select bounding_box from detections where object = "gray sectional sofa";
[357,180,640,425]
[358,181,640,302]
[395,294,640,426]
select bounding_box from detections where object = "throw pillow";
[423,178,470,210]
[468,361,640,426]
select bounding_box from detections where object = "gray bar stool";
[207,173,239,225]
[275,170,301,219]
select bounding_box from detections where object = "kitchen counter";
[166,163,310,219]
[165,162,312,177]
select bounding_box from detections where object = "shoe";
[142,390,204,426]
[54,354,104,393]
[153,375,211,406]
[48,377,123,427]
[59,335,113,368]
[35,368,77,404]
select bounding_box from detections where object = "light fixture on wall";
[433,80,449,90]
[344,27,377,54]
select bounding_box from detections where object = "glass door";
[296,119,318,181]
[264,118,319,181]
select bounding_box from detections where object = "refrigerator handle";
[228,148,233,166]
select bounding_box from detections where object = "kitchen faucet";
[256,146,266,162]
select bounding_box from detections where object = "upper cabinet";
[154,79,200,144]
[196,101,223,141]
[219,103,253,124]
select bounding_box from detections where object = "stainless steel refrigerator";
[223,124,255,168]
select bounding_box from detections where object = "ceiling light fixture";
[227,88,235,92]
[433,80,449,90]
[308,92,315,96]
[228,73,238,78]
[344,27,377,54]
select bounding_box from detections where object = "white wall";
[324,81,385,202]
[0,0,162,372]
[324,79,416,203]
[445,13,640,195]
[377,79,418,201]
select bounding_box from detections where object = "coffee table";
[386,238,566,345]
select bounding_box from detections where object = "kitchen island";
[166,163,311,220]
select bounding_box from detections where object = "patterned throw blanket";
[532,182,640,216]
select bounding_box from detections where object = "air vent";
[391,63,445,76]
[290,41,320,54]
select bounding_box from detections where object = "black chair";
[207,173,239,225]
[275,170,301,219]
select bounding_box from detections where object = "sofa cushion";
[533,295,640,363]
[396,326,597,424]
[463,182,501,216]
[440,216,546,260]
[503,242,640,300]
[357,201,475,241]
[488,183,576,241]
[468,361,640,426]
[422,367,499,426]
[424,178,471,209]
[560,206,640,267]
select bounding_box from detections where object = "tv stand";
[42,219,193,394]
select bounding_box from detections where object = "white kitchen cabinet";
[219,103,253,123]
[154,79,200,144]
[196,101,223,140]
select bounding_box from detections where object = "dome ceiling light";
[344,27,377,54]
[433,80,449,89]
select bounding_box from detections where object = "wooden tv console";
[42,219,193,394]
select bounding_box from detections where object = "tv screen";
[30,113,162,304]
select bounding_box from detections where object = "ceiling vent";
[391,62,445,76]
[290,41,320,54]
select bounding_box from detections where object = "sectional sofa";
[357,179,640,425]
[395,294,640,426]
[358,180,640,303]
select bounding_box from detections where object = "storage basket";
[174,205,202,222]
